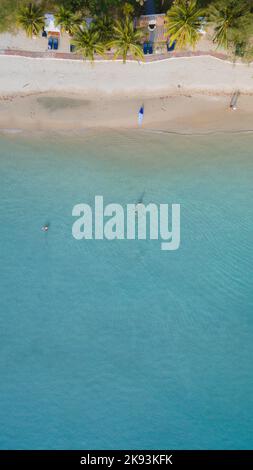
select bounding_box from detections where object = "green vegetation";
[107,16,144,62]
[93,14,114,42]
[208,0,253,59]
[0,0,19,33]
[0,0,253,62]
[16,2,45,38]
[122,2,135,18]
[165,0,204,49]
[165,0,253,59]
[72,22,105,61]
[54,5,82,34]
[60,1,123,16]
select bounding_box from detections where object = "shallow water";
[0,130,252,449]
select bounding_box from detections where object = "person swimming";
[135,191,145,213]
[41,224,49,232]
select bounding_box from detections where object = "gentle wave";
[0,128,23,134]
[138,127,253,137]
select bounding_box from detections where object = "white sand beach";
[2,54,253,96]
[1,54,253,132]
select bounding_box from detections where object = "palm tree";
[16,2,45,38]
[108,18,144,63]
[54,6,81,36]
[94,15,114,43]
[122,3,135,18]
[136,0,147,6]
[165,0,204,49]
[208,0,253,51]
[72,23,105,62]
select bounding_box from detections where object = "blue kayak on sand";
[138,105,144,126]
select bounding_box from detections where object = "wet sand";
[0,92,252,134]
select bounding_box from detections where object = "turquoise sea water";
[0,130,252,450]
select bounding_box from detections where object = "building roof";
[44,14,61,34]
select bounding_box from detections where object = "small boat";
[41,222,50,232]
[138,105,144,126]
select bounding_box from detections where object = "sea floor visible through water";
[0,129,252,449]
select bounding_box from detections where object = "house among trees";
[137,13,169,55]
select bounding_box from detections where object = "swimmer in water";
[41,225,49,232]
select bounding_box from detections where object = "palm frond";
[208,0,253,50]
[107,18,144,63]
[16,2,45,38]
[72,23,105,62]
[165,0,204,49]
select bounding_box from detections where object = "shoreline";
[0,91,253,134]
[0,54,253,133]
